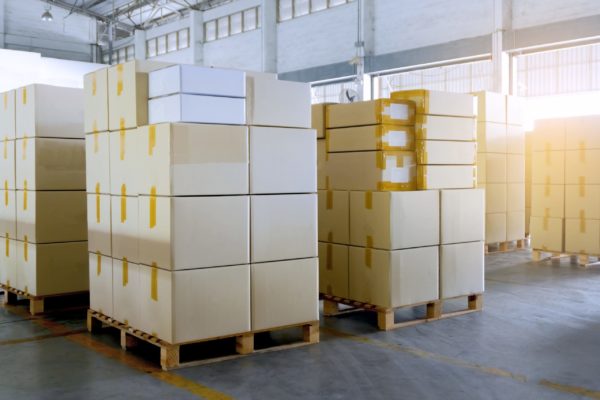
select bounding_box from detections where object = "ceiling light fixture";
[41,5,53,22]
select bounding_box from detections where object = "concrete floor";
[1,250,600,399]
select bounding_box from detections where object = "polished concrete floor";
[1,250,600,399]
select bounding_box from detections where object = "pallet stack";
[475,92,526,252]
[0,84,88,314]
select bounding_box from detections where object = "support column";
[359,0,374,100]
[492,0,511,93]
[190,10,204,65]
[261,0,277,73]
[134,29,146,60]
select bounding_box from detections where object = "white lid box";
[85,131,110,195]
[111,195,139,263]
[0,138,15,189]
[1,239,17,287]
[149,65,246,99]
[1,90,16,139]
[415,115,476,141]
[0,189,16,238]
[84,68,109,134]
[417,165,476,190]
[89,252,113,317]
[416,140,476,165]
[148,94,246,125]
[113,258,142,328]
[87,193,111,256]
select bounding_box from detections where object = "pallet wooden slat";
[485,239,527,254]
[531,249,600,267]
[1,284,87,315]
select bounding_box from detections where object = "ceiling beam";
[41,0,135,30]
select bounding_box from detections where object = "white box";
[507,211,525,241]
[416,140,476,165]
[85,132,110,194]
[0,139,15,189]
[318,190,349,244]
[1,238,17,286]
[148,94,246,125]
[87,193,111,256]
[506,95,525,126]
[138,196,249,270]
[318,242,349,297]
[477,122,506,153]
[327,125,415,152]
[486,213,507,244]
[0,189,16,238]
[250,126,316,194]
[417,165,476,190]
[109,128,139,196]
[392,89,476,118]
[113,258,141,328]
[475,91,506,123]
[415,115,477,141]
[440,241,484,299]
[111,195,138,262]
[440,189,485,244]
[1,90,16,139]
[251,194,317,263]
[148,65,246,98]
[89,252,113,317]
[84,68,109,134]
[507,125,525,154]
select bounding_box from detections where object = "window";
[205,20,217,42]
[156,35,167,55]
[146,29,190,58]
[311,80,357,104]
[295,0,310,17]
[278,0,292,21]
[102,53,109,64]
[244,8,258,30]
[217,16,229,39]
[167,32,178,53]
[126,45,135,61]
[147,38,157,57]
[311,0,328,12]
[178,29,189,49]
[278,0,352,21]
[204,7,261,42]
[230,12,242,35]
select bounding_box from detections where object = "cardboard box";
[138,196,249,270]
[415,115,477,141]
[486,183,507,213]
[148,94,246,125]
[477,122,506,153]
[531,151,564,185]
[317,139,327,190]
[15,241,88,296]
[247,75,311,128]
[327,151,416,191]
[565,115,600,150]
[139,264,251,344]
[250,126,316,194]
[507,211,525,241]
[1,90,16,139]
[486,213,507,244]
[15,84,84,139]
[532,119,565,152]
[483,153,507,183]
[148,65,246,99]
[251,194,317,263]
[440,241,484,298]
[349,190,439,249]
[348,246,439,308]
[138,123,248,196]
[326,99,415,128]
[88,252,112,316]
[108,60,170,131]
[327,125,415,152]
[507,154,525,183]
[417,165,476,190]
[113,258,141,328]
[565,185,600,219]
[0,139,15,189]
[476,154,486,186]
[84,68,109,134]
[531,184,564,218]
[440,189,485,244]
[311,104,328,139]
[416,140,476,165]
[1,238,17,286]
[506,95,525,126]
[251,258,318,330]
[87,193,111,256]
[507,125,525,154]
[530,216,564,252]
[391,89,476,118]
[318,190,349,244]
[111,195,138,262]
[16,138,85,191]
[565,219,600,255]
[318,242,348,297]
[526,208,531,236]
[0,189,16,238]
[109,128,139,196]
[16,190,87,243]
[475,91,506,123]
[507,183,525,212]
[565,149,600,185]
[85,132,110,194]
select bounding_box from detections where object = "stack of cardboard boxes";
[0,85,88,311]
[525,131,532,236]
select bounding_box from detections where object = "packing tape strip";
[327,231,333,242]
[417,166,427,190]
[326,243,333,271]
[23,235,28,262]
[365,248,372,268]
[580,210,586,233]
[4,180,8,206]
[119,125,126,161]
[148,125,156,156]
[579,141,585,163]
[364,191,373,209]
[325,176,330,190]
[149,186,157,228]
[96,251,102,276]
[417,140,427,164]
[122,257,129,287]
[3,93,7,110]
[151,263,158,301]
[5,235,9,258]
[376,152,385,169]
[326,190,333,210]
[120,184,127,223]
[3,137,7,160]
[116,64,124,96]
[543,208,549,231]
[92,73,97,96]
[22,87,27,105]
[23,180,27,211]
[325,129,330,161]
[93,126,99,153]
[379,181,416,191]
[22,136,27,160]
[579,176,586,197]
[95,183,101,223]
[366,235,373,248]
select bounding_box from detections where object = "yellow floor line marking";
[539,380,600,399]
[0,329,86,346]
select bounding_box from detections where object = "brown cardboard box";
[531,151,565,185]
[486,213,507,244]
[318,190,349,244]
[532,119,565,152]
[565,149,600,185]
[531,184,564,218]
[1,238,17,287]
[477,122,506,153]
[317,139,327,190]
[565,115,600,150]
[417,165,476,190]
[507,125,525,154]
[327,125,415,152]
[565,219,600,255]
[483,153,507,183]
[311,103,328,139]
[440,189,485,244]
[318,243,348,297]
[486,183,507,213]
[507,183,525,212]
[440,241,484,298]
[416,140,476,165]
[507,154,525,183]
[109,128,139,196]
[506,211,525,241]
[0,138,15,189]
[0,189,16,238]
[85,132,110,195]
[565,185,600,219]
[530,216,564,252]
[326,99,415,128]
[475,91,506,123]
[111,195,138,263]
[415,115,477,141]
[113,257,141,328]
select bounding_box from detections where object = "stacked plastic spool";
[0,84,88,306]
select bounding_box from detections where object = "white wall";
[204,30,262,71]
[512,0,600,29]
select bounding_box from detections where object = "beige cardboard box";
[326,99,415,128]
[0,189,16,238]
[507,183,525,212]
[112,257,141,327]
[139,263,251,344]
[477,154,486,186]
[327,125,415,152]
[486,183,507,213]
[565,185,600,219]
[317,139,327,190]
[251,258,318,330]
[15,241,88,296]
[251,194,317,263]
[16,190,87,243]
[311,103,328,139]
[392,89,476,117]
[327,151,416,191]
[416,140,476,165]
[483,153,507,183]
[85,132,110,194]
[318,242,348,297]
[565,115,600,150]
[349,190,439,249]
[532,119,565,152]
[507,125,525,154]
[415,115,477,141]
[441,189,485,244]
[565,219,600,255]
[108,60,169,131]
[138,123,248,196]
[348,246,439,308]
[84,68,109,134]
[111,195,138,262]
[138,195,249,270]
[148,94,246,125]
[417,165,476,190]
[477,122,506,153]
[440,241,484,298]
[0,139,15,189]
[318,190,349,244]
[506,95,525,126]
[565,149,600,185]
[16,138,85,191]
[250,126,316,194]
[475,91,506,123]
[531,151,564,185]
[246,75,311,128]
[507,211,525,241]
[1,238,17,287]
[530,216,564,252]
[15,84,84,139]
[486,213,507,244]
[525,177,531,208]
[526,208,531,235]
[87,193,111,256]
[1,90,16,139]
[531,184,564,218]
[88,252,112,316]
[109,128,138,196]
[507,154,525,183]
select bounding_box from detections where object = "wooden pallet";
[1,284,88,315]
[531,249,600,267]
[485,239,527,254]
[87,310,319,371]
[439,293,484,319]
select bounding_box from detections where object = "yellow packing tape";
[366,235,373,248]
[151,263,158,301]
[22,87,27,105]
[96,251,102,276]
[417,166,427,190]
[326,190,333,210]
[95,183,101,224]
[119,126,126,161]
[417,140,427,165]
[24,235,28,262]
[543,208,549,231]
[325,176,330,190]
[92,73,97,96]
[5,235,9,258]
[4,180,8,206]
[148,125,156,156]
[3,93,7,110]
[116,64,124,96]
[122,258,129,287]
[379,181,416,191]
[120,184,127,223]
[364,191,372,210]
[579,176,586,197]
[544,176,551,197]
[23,180,27,211]
[149,186,157,229]
[326,244,333,271]
[327,231,333,242]
[93,128,99,153]
[22,136,27,160]
[580,210,586,233]
[365,248,372,268]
